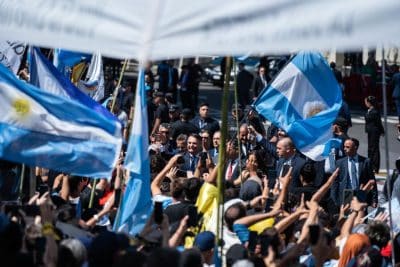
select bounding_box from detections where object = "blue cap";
[194,231,215,252]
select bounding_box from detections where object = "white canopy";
[0,0,399,60]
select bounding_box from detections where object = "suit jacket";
[208,147,219,164]
[180,152,199,172]
[274,154,306,190]
[224,158,245,182]
[254,75,271,98]
[330,155,378,207]
[190,116,220,136]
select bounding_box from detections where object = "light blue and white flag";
[0,63,122,178]
[253,51,342,161]
[114,69,152,235]
[77,52,105,101]
[29,47,116,121]
[0,41,26,74]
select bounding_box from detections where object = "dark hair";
[300,162,316,184]
[346,137,360,149]
[199,102,209,108]
[180,248,202,267]
[357,247,383,267]
[366,96,377,106]
[188,133,201,142]
[183,178,202,202]
[171,178,185,199]
[365,221,391,249]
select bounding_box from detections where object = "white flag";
[78,52,104,101]
[0,41,25,74]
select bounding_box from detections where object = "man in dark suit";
[208,130,220,164]
[180,134,201,174]
[275,137,306,189]
[170,108,199,141]
[190,103,220,137]
[253,66,271,99]
[237,63,254,107]
[224,139,245,182]
[330,138,378,208]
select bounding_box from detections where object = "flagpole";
[381,48,396,266]
[18,164,25,203]
[88,179,97,209]
[216,56,232,265]
[89,59,128,209]
[110,59,129,112]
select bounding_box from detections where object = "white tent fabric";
[0,0,399,60]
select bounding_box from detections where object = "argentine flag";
[29,47,115,121]
[253,51,342,161]
[0,63,122,178]
[114,69,152,235]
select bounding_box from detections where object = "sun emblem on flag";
[13,98,30,116]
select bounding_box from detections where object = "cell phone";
[281,164,291,177]
[342,189,354,206]
[154,201,163,224]
[187,206,198,227]
[247,231,258,253]
[176,169,187,178]
[309,224,320,245]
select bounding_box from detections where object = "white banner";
[0,41,25,74]
[0,0,399,60]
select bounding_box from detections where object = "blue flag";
[0,63,122,178]
[29,47,116,121]
[53,48,91,77]
[253,51,342,161]
[114,69,152,235]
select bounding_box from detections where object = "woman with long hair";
[338,233,371,267]
[364,96,385,173]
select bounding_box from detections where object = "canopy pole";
[381,48,396,266]
[216,56,232,265]
[232,59,243,185]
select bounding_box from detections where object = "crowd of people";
[1,60,400,267]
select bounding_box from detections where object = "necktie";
[350,157,358,189]
[190,156,196,172]
[227,160,234,180]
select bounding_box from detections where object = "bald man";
[275,137,306,189]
